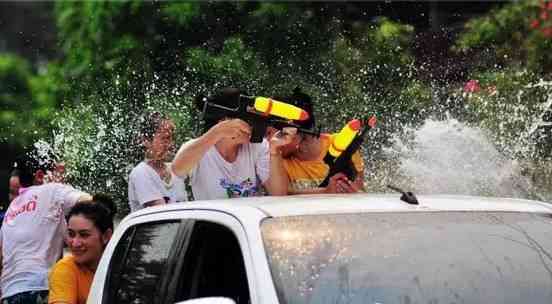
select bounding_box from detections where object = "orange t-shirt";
[48,255,94,304]
[283,134,364,193]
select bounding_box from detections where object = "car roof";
[127,193,552,219]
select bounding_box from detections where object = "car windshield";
[261,212,552,304]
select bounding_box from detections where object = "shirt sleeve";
[53,184,87,214]
[255,140,270,184]
[129,166,164,206]
[48,260,78,304]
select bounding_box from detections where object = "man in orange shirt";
[273,88,365,195]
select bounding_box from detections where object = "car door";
[90,209,263,304]
[167,210,261,304]
[99,218,190,304]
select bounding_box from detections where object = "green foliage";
[161,2,200,26]
[309,19,431,148]
[184,37,270,94]
[0,53,31,105]
[455,68,549,157]
[454,0,552,74]
[55,1,152,99]
[0,53,62,146]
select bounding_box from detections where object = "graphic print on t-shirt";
[219,178,259,198]
[3,194,38,225]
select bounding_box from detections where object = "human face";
[33,169,45,185]
[51,162,66,183]
[144,120,175,161]
[8,175,20,201]
[67,215,112,271]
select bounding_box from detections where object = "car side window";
[104,221,181,304]
[175,221,250,304]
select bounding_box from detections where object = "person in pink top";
[0,152,92,304]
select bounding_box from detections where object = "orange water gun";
[320,116,377,187]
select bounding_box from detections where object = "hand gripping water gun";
[319,116,377,187]
[198,88,319,142]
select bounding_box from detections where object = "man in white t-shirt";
[182,136,271,200]
[0,155,92,303]
[172,88,292,201]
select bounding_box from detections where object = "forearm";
[172,130,220,176]
[355,170,366,191]
[289,187,326,195]
[144,199,165,208]
[264,152,288,196]
[77,193,93,202]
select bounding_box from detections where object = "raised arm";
[77,193,93,202]
[262,130,294,196]
[171,119,251,176]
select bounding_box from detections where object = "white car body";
[87,193,552,304]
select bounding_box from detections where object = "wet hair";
[273,87,315,130]
[11,150,56,187]
[68,193,116,233]
[138,111,170,142]
[10,168,20,178]
[194,87,242,133]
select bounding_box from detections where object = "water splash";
[32,139,59,167]
[388,119,547,200]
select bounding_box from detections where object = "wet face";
[50,162,66,183]
[144,120,175,161]
[8,175,20,201]
[33,169,45,185]
[67,215,112,271]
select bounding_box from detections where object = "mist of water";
[387,118,548,200]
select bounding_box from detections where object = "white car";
[88,193,552,304]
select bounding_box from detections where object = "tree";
[454,0,552,74]
[0,53,61,147]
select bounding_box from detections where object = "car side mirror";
[174,297,237,304]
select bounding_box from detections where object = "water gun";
[319,116,377,187]
[199,89,318,142]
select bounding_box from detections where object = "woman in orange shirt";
[48,195,115,304]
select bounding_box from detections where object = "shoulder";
[51,256,79,276]
[55,255,78,268]
[131,161,149,173]
[33,183,74,196]
[129,162,150,177]
[49,182,74,190]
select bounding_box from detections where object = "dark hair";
[273,87,315,130]
[195,87,242,133]
[138,111,169,142]
[10,168,20,178]
[68,193,116,233]
[12,150,56,187]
